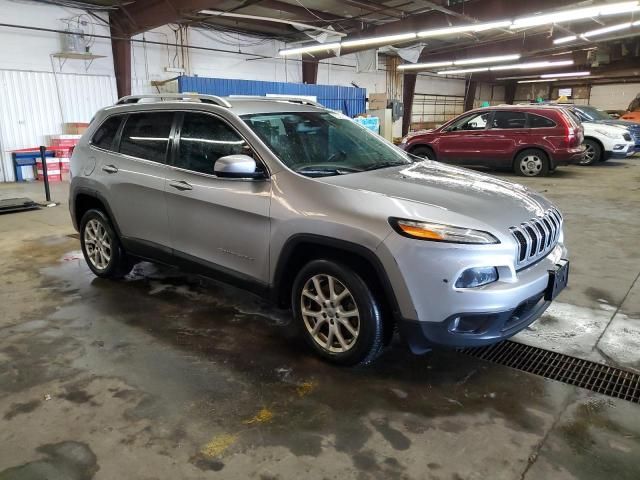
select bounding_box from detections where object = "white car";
[577,118,635,165]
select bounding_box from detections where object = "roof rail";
[229,95,324,108]
[116,93,232,108]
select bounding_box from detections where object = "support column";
[302,58,319,84]
[505,80,517,105]
[110,17,132,98]
[401,73,416,136]
[464,80,477,111]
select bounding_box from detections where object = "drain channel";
[463,341,640,404]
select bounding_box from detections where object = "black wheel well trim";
[408,144,435,155]
[73,187,122,238]
[583,136,605,152]
[271,233,401,316]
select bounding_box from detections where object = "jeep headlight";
[455,267,499,288]
[594,128,623,139]
[390,218,499,244]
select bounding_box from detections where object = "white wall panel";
[0,70,116,181]
[56,73,117,122]
[415,75,465,96]
[589,83,640,110]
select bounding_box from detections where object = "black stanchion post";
[39,146,51,203]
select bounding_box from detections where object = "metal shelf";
[52,52,106,71]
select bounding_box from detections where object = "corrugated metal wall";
[178,76,366,116]
[0,70,117,181]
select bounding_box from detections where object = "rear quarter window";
[529,113,557,128]
[91,116,123,151]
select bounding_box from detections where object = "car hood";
[593,119,639,128]
[318,160,554,232]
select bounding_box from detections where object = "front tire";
[292,260,385,366]
[80,209,133,279]
[514,149,550,177]
[580,139,602,165]
[410,145,436,160]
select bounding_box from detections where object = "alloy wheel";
[84,219,112,270]
[581,144,596,165]
[300,274,360,353]
[519,155,543,176]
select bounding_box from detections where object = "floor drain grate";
[463,341,640,403]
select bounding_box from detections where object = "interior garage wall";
[473,83,506,107]
[590,83,640,110]
[0,70,117,181]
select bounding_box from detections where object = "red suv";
[400,105,585,177]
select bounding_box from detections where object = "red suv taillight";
[559,112,581,147]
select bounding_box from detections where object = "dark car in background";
[400,105,585,177]
[566,104,640,152]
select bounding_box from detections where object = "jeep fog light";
[455,267,498,288]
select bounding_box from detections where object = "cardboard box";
[64,122,89,135]
[368,93,388,110]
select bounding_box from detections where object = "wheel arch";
[408,143,436,159]
[272,234,401,319]
[73,188,122,237]
[583,136,605,153]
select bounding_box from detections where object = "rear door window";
[119,112,174,163]
[529,113,556,128]
[491,111,527,129]
[91,116,122,151]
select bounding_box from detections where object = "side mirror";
[214,154,265,179]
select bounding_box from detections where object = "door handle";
[102,164,118,174]
[169,180,193,191]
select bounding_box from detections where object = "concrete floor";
[0,159,639,479]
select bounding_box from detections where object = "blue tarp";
[178,76,366,117]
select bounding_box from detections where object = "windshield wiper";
[364,161,409,172]
[296,167,352,177]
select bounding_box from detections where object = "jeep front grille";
[510,208,562,268]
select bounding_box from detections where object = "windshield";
[241,111,412,177]
[576,106,612,121]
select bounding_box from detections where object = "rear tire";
[513,149,550,177]
[292,259,385,366]
[580,139,602,165]
[410,145,436,160]
[80,209,133,279]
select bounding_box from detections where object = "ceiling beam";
[116,0,227,36]
[311,0,579,59]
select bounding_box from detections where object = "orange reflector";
[398,223,444,240]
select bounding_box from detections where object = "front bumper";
[398,291,550,353]
[378,233,567,353]
[606,142,636,159]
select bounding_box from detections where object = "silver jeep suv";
[69,94,569,366]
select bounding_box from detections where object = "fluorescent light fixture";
[540,71,590,78]
[634,20,640,25]
[341,32,416,48]
[489,60,574,71]
[554,35,578,44]
[418,20,511,38]
[511,1,639,29]
[279,42,341,56]
[437,67,489,74]
[583,22,632,37]
[518,79,558,83]
[598,1,640,15]
[454,54,520,65]
[398,61,454,70]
